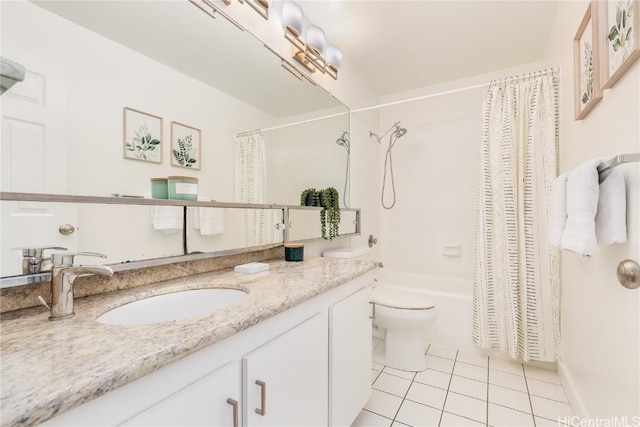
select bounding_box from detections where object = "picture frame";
[600,0,640,89]
[574,1,603,120]
[123,107,163,163]
[171,121,201,170]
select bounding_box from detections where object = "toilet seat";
[372,287,435,310]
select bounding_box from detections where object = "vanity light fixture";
[281,2,342,80]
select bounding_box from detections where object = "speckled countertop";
[0,257,376,427]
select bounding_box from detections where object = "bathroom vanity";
[0,257,375,426]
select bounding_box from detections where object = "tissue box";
[234,262,270,274]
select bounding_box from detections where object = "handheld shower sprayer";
[335,131,350,208]
[369,121,408,209]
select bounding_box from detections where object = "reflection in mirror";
[288,209,358,242]
[0,0,350,276]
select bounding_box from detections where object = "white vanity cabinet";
[43,273,372,427]
[329,286,372,426]
[243,311,329,426]
[123,361,241,426]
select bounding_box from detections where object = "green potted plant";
[299,187,341,240]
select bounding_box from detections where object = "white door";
[123,361,242,426]
[329,286,372,426]
[243,311,329,427]
[0,52,77,276]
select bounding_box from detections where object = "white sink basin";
[96,288,248,326]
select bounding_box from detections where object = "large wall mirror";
[0,0,351,278]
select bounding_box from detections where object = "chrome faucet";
[49,252,114,320]
[21,246,67,274]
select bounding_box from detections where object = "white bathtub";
[372,273,476,353]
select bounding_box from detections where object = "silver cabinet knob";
[617,259,639,289]
[58,224,75,235]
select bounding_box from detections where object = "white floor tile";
[449,375,488,400]
[351,409,393,427]
[373,372,412,398]
[414,368,451,390]
[373,362,385,372]
[489,369,528,392]
[440,412,484,426]
[530,396,573,420]
[390,422,411,427]
[405,381,447,410]
[426,355,455,373]
[427,344,458,360]
[364,389,404,420]
[456,350,489,368]
[395,399,442,427]
[384,366,417,380]
[453,362,487,382]
[488,384,532,413]
[443,391,487,424]
[372,369,382,384]
[523,364,561,385]
[489,357,525,375]
[526,378,568,403]
[488,402,535,427]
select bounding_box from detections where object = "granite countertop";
[0,256,376,426]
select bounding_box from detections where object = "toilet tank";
[323,247,371,260]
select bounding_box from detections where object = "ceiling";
[291,0,560,96]
[29,1,560,114]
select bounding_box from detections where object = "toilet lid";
[372,287,435,310]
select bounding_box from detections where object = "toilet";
[323,247,437,372]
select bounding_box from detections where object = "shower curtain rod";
[235,111,349,137]
[351,68,559,114]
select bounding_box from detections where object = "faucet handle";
[51,252,107,267]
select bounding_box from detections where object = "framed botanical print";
[600,0,640,88]
[574,1,603,120]
[123,107,163,163]
[171,121,201,170]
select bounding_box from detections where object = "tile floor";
[352,344,573,427]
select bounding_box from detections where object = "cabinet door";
[123,361,241,426]
[243,311,328,427]
[329,286,372,427]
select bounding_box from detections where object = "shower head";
[393,123,407,138]
[336,131,350,153]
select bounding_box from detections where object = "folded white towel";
[548,173,568,247]
[561,158,604,256]
[151,206,183,232]
[193,196,224,236]
[596,167,627,245]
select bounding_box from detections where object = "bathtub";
[371,271,476,353]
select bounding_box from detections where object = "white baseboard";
[558,360,588,418]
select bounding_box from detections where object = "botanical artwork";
[171,121,201,170]
[123,107,162,163]
[580,22,595,107]
[574,2,602,120]
[602,0,640,88]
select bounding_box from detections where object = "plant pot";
[318,192,326,208]
[305,192,315,206]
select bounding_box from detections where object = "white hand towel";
[596,167,627,245]
[548,173,568,247]
[151,206,183,232]
[561,158,604,256]
[193,197,224,236]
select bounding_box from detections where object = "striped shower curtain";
[235,133,281,246]
[472,74,561,362]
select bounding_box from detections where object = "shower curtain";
[472,74,560,362]
[235,133,280,246]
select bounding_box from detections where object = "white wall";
[542,1,640,418]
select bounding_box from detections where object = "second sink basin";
[96,288,248,326]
